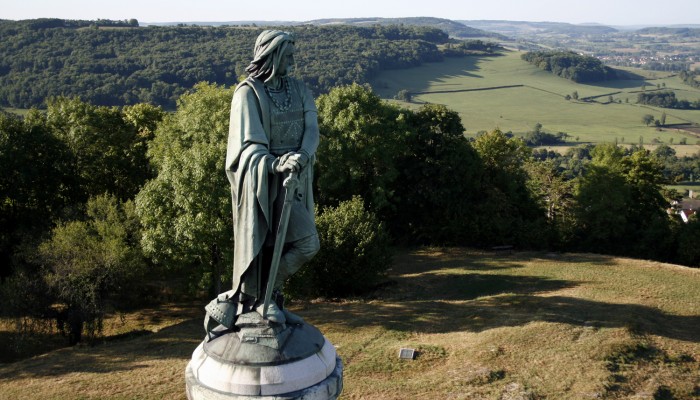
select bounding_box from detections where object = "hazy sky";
[3,0,699,26]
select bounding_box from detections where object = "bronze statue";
[189,31,342,399]
[212,30,320,327]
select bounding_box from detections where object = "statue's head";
[245,30,295,83]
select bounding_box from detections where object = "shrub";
[676,217,700,267]
[285,196,392,298]
[37,194,146,344]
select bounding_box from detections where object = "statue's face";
[277,43,295,76]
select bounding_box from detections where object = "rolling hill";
[0,248,697,399]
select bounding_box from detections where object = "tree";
[660,112,667,126]
[0,110,76,278]
[620,149,674,258]
[395,89,412,102]
[573,144,672,258]
[572,91,579,100]
[136,83,233,295]
[315,84,407,214]
[525,159,576,245]
[45,97,163,201]
[653,144,676,162]
[471,130,547,247]
[642,114,655,126]
[389,103,482,244]
[523,123,567,146]
[676,216,700,266]
[574,145,632,253]
[286,196,391,298]
[37,194,145,344]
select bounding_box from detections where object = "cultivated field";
[1,249,698,399]
[373,51,700,152]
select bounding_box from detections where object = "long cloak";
[225,77,316,299]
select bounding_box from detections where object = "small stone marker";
[398,348,416,360]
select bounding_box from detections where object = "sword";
[262,170,299,320]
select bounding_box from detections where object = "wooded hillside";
[0,19,498,109]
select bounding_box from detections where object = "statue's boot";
[282,308,304,325]
[256,301,286,324]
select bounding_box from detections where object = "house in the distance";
[676,193,700,223]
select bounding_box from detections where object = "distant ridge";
[141,21,297,27]
[304,17,507,39]
[460,20,618,36]
[635,26,700,37]
[141,17,507,39]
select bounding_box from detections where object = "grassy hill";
[372,50,700,154]
[0,248,698,399]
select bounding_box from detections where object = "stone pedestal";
[185,312,343,399]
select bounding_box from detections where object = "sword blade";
[262,171,299,319]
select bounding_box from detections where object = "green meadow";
[373,51,700,152]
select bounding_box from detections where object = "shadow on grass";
[390,248,619,275]
[385,272,575,301]
[402,55,493,93]
[317,295,698,346]
[0,331,69,364]
[0,318,203,379]
[298,251,698,343]
[303,294,698,343]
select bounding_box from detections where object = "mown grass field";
[1,108,30,117]
[373,51,700,153]
[1,249,698,399]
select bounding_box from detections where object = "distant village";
[597,53,698,70]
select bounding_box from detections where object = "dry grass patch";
[1,249,698,399]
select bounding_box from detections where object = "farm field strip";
[373,51,700,148]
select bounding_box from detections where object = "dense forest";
[521,51,618,83]
[0,19,500,109]
[3,82,700,351]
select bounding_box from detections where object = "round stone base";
[186,355,343,400]
[185,316,343,400]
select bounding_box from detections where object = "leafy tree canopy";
[521,51,617,83]
[135,83,233,293]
